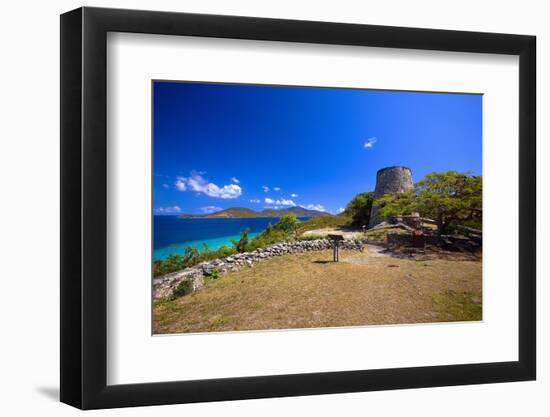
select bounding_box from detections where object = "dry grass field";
[153,248,482,334]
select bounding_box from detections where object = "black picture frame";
[60,6,536,410]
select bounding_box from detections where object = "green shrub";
[246,224,290,252]
[201,245,236,261]
[154,245,237,277]
[205,268,221,280]
[232,228,250,253]
[153,254,187,276]
[169,279,193,300]
[184,246,200,263]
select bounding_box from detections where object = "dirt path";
[341,244,389,265]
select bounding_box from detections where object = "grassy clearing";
[432,290,482,322]
[296,214,351,235]
[153,249,482,334]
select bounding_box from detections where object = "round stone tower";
[369,166,414,228]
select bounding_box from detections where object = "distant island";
[178,206,331,219]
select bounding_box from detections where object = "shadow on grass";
[312,260,338,264]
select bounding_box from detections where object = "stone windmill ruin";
[368,166,414,228]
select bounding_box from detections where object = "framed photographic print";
[60,7,536,409]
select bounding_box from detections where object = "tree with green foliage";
[232,228,250,253]
[152,246,201,276]
[273,213,298,233]
[245,214,298,251]
[345,192,375,227]
[376,171,482,234]
[182,246,200,265]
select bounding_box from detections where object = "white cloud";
[200,206,222,214]
[262,186,270,192]
[338,207,345,213]
[364,137,377,149]
[249,199,261,203]
[154,206,181,214]
[175,173,242,199]
[279,199,296,206]
[231,177,240,184]
[162,183,169,189]
[175,178,187,191]
[273,187,281,191]
[300,204,327,212]
[290,193,298,198]
[265,197,295,206]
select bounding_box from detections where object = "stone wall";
[386,232,482,252]
[369,166,414,228]
[153,238,364,300]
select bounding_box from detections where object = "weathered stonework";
[369,166,414,228]
[153,267,205,299]
[153,238,364,300]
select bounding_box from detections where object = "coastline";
[153,231,261,261]
[153,216,311,261]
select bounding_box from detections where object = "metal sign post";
[328,234,344,262]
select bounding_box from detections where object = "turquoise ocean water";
[153,216,307,261]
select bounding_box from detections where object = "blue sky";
[153,81,482,215]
